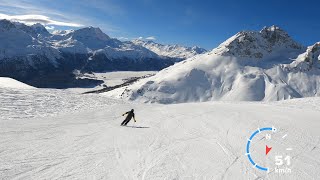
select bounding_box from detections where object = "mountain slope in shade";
[105,26,320,103]
[132,39,207,60]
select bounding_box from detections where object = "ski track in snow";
[0,88,320,179]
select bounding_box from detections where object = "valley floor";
[0,87,320,180]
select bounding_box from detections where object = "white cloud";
[118,37,129,40]
[146,36,156,41]
[133,36,157,41]
[0,13,83,27]
[45,26,55,30]
[0,0,120,33]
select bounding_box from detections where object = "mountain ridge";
[0,20,205,88]
[131,39,207,60]
[212,25,304,59]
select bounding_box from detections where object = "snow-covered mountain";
[48,27,160,60]
[1,20,204,88]
[106,26,320,103]
[31,23,51,37]
[0,20,61,61]
[132,39,207,60]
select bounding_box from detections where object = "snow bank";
[0,77,35,89]
[107,54,320,103]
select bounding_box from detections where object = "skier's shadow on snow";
[124,125,150,129]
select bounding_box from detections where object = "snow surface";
[0,77,35,89]
[0,88,119,120]
[0,87,319,179]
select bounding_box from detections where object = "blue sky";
[0,0,319,49]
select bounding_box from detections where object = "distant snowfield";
[0,77,35,89]
[1,87,319,179]
[70,71,157,93]
[81,71,157,87]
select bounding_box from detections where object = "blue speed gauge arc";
[246,127,277,172]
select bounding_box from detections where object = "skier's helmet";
[131,109,134,112]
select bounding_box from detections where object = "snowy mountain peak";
[72,26,110,41]
[68,26,112,50]
[1,20,41,38]
[213,25,303,58]
[259,25,300,48]
[0,19,16,30]
[260,25,284,33]
[31,23,50,36]
[291,42,320,70]
[131,39,207,60]
[304,42,320,64]
[31,23,46,30]
[191,46,207,53]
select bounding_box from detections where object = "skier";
[121,109,136,126]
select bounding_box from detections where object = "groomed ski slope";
[1,88,320,179]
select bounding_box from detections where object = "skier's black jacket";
[123,109,135,121]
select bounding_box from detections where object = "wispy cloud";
[0,13,84,27]
[146,36,156,40]
[45,26,55,30]
[131,36,157,41]
[0,0,120,32]
[80,0,125,16]
[0,0,68,20]
[118,37,129,41]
